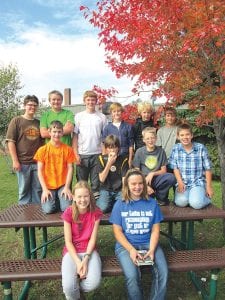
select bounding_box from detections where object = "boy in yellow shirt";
[34,120,76,213]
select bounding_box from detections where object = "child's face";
[84,96,97,111]
[111,109,122,122]
[143,132,156,149]
[49,127,63,142]
[24,101,38,115]
[128,174,144,200]
[74,187,90,212]
[49,94,63,112]
[140,110,152,122]
[177,129,193,147]
[165,112,176,126]
[106,146,119,156]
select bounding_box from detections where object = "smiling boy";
[40,90,74,145]
[169,123,213,209]
[34,120,76,213]
[133,127,176,205]
[6,95,43,204]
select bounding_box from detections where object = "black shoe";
[157,199,170,206]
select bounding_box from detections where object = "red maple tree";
[81,1,225,214]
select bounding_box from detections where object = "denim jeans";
[115,244,168,300]
[175,185,211,209]
[16,163,41,205]
[76,154,100,195]
[96,190,122,213]
[41,185,72,214]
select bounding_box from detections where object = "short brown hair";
[49,120,63,130]
[177,122,192,134]
[23,95,39,106]
[164,107,177,116]
[83,90,97,102]
[122,169,148,202]
[104,135,120,149]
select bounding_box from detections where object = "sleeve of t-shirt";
[94,208,103,221]
[121,157,129,177]
[102,124,109,140]
[67,146,76,163]
[132,149,141,168]
[109,200,122,226]
[96,155,105,173]
[74,113,80,134]
[61,206,73,223]
[156,128,162,146]
[40,111,48,128]
[5,118,17,142]
[33,146,45,162]
[152,200,164,223]
[67,110,75,125]
[160,148,168,166]
[128,124,134,146]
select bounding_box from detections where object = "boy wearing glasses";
[6,95,44,204]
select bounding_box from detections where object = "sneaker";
[157,199,170,206]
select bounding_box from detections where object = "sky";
[0,0,141,105]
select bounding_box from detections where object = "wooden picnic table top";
[0,203,225,228]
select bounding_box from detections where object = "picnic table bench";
[1,203,225,299]
[1,248,225,300]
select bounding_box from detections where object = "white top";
[74,110,107,155]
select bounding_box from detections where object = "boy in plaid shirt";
[169,123,213,209]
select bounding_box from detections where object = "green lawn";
[0,154,225,299]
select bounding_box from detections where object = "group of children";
[5,90,214,299]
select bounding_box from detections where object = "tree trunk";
[213,118,225,236]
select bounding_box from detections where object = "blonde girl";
[61,181,102,300]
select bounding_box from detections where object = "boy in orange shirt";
[34,120,76,213]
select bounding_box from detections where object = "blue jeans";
[41,185,72,214]
[175,185,211,209]
[115,244,168,300]
[16,164,41,205]
[96,190,122,213]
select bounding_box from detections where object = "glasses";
[26,104,38,107]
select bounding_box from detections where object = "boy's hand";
[61,187,73,200]
[177,181,185,193]
[206,185,213,199]
[75,154,81,165]
[12,160,21,172]
[41,190,52,203]
[147,186,155,195]
[107,152,117,165]
[146,173,154,186]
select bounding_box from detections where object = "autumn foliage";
[81,0,225,125]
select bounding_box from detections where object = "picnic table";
[1,203,225,300]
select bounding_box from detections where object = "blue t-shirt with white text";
[109,198,163,249]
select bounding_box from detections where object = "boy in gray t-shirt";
[156,107,178,159]
[133,127,176,205]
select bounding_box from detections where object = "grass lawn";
[0,154,225,299]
